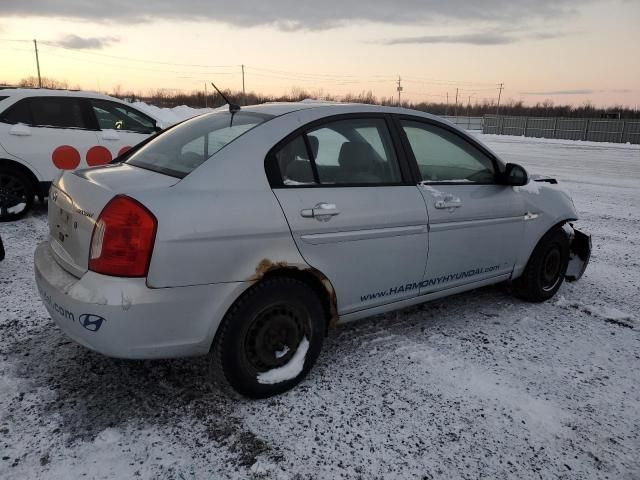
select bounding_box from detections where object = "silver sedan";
[34,102,590,397]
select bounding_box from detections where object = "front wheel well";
[513,219,575,281]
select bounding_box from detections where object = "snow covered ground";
[130,102,222,126]
[1,134,639,479]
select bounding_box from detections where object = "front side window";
[126,111,273,178]
[272,117,403,187]
[401,120,496,183]
[309,119,401,185]
[91,100,156,134]
[30,97,88,129]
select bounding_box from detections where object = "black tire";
[0,166,35,222]
[212,277,326,398]
[513,227,570,302]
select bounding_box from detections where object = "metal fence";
[441,116,484,131]
[483,115,640,144]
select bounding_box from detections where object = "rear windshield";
[126,111,274,178]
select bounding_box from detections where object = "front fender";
[512,180,579,279]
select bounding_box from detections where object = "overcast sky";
[1,0,639,106]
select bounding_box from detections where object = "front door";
[397,117,525,293]
[89,99,156,159]
[0,96,101,180]
[271,116,429,314]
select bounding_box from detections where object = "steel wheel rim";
[244,304,309,371]
[541,246,562,292]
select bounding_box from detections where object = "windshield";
[126,111,274,178]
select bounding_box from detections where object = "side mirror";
[502,163,528,186]
[153,124,163,133]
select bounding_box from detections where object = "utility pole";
[446,92,449,115]
[496,83,504,116]
[241,64,245,104]
[204,82,208,108]
[396,76,403,107]
[454,88,459,117]
[33,39,42,88]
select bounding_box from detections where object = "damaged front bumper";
[565,224,591,281]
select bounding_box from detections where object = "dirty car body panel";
[34,102,590,359]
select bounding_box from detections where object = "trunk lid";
[49,163,179,277]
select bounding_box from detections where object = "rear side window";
[272,117,403,186]
[276,135,317,185]
[126,111,273,178]
[91,100,156,134]
[0,98,32,125]
[30,97,88,129]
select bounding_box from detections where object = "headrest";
[338,142,375,171]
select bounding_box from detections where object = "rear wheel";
[212,277,326,398]
[0,166,34,222]
[513,227,569,302]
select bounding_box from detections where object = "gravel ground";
[0,135,639,479]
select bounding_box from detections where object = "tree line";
[6,77,640,119]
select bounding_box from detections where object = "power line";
[5,37,506,104]
[37,41,238,69]
[37,47,237,76]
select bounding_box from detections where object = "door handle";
[300,203,340,221]
[434,195,462,209]
[9,124,31,136]
[101,130,120,141]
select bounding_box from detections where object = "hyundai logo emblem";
[78,314,106,332]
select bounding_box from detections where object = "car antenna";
[210,83,241,114]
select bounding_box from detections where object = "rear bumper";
[565,225,591,282]
[34,242,247,359]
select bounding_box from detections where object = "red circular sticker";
[86,146,113,166]
[52,145,81,170]
[118,146,133,157]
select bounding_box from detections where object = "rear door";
[396,117,525,293]
[0,96,101,180]
[90,99,157,159]
[270,115,429,314]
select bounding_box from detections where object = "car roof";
[219,101,445,123]
[0,87,123,102]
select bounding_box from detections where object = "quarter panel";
[144,188,308,288]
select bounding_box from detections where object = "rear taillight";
[89,195,157,277]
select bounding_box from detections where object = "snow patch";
[7,202,26,214]
[250,458,273,476]
[128,102,228,127]
[256,337,309,385]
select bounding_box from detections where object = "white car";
[34,102,591,398]
[0,88,163,221]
